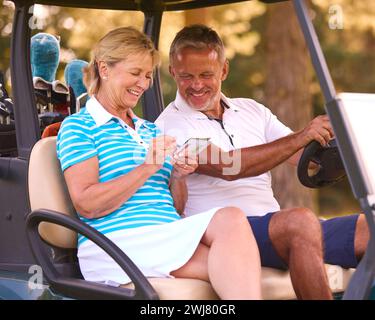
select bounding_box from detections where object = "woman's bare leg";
[171,243,210,281]
[171,207,262,300]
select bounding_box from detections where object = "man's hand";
[297,115,334,147]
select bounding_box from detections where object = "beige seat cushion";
[28,137,77,248]
[122,278,220,300]
[122,265,355,300]
[261,265,355,300]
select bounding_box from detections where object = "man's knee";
[356,214,368,235]
[270,207,322,246]
[355,214,369,258]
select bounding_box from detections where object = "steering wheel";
[297,139,346,188]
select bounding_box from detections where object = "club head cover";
[64,59,88,98]
[31,33,60,82]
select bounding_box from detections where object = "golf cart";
[0,0,374,300]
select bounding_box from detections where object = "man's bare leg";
[354,214,370,261]
[269,208,332,300]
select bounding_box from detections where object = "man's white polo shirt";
[155,92,292,217]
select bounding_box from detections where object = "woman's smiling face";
[101,53,153,110]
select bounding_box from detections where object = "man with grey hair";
[156,24,369,300]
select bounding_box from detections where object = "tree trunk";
[264,2,317,212]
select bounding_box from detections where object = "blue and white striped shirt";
[57,97,180,246]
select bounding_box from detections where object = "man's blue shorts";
[247,212,359,270]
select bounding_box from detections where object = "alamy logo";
[327,265,344,291]
[28,265,44,290]
[328,5,344,30]
[28,5,44,30]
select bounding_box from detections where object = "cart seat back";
[28,136,77,248]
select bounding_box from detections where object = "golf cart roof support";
[294,0,375,299]
[325,96,375,300]
[14,0,288,11]
[10,1,41,159]
[292,0,337,104]
[142,10,164,122]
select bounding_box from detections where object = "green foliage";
[0,1,14,89]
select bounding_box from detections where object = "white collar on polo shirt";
[86,96,148,130]
[173,91,240,118]
[86,96,113,127]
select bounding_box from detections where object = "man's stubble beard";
[187,92,220,113]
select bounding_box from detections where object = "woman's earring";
[102,76,107,80]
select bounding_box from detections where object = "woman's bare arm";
[169,153,198,215]
[64,156,159,219]
[64,135,176,219]
[169,176,188,215]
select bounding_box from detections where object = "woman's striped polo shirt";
[56,97,181,246]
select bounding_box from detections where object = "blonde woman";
[56,27,262,299]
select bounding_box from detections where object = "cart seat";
[28,137,354,299]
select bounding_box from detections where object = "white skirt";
[78,207,221,285]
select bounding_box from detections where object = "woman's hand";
[171,150,198,180]
[144,135,176,172]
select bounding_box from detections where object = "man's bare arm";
[287,149,303,167]
[196,115,333,180]
[197,132,304,180]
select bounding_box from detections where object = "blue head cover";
[64,59,88,97]
[31,33,60,82]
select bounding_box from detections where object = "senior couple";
[57,25,369,300]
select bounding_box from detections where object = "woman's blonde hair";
[83,27,160,96]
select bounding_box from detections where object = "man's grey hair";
[169,24,226,64]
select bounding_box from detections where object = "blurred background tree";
[263,1,316,212]
[0,1,14,82]
[1,0,374,217]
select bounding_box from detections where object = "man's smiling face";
[169,47,228,114]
